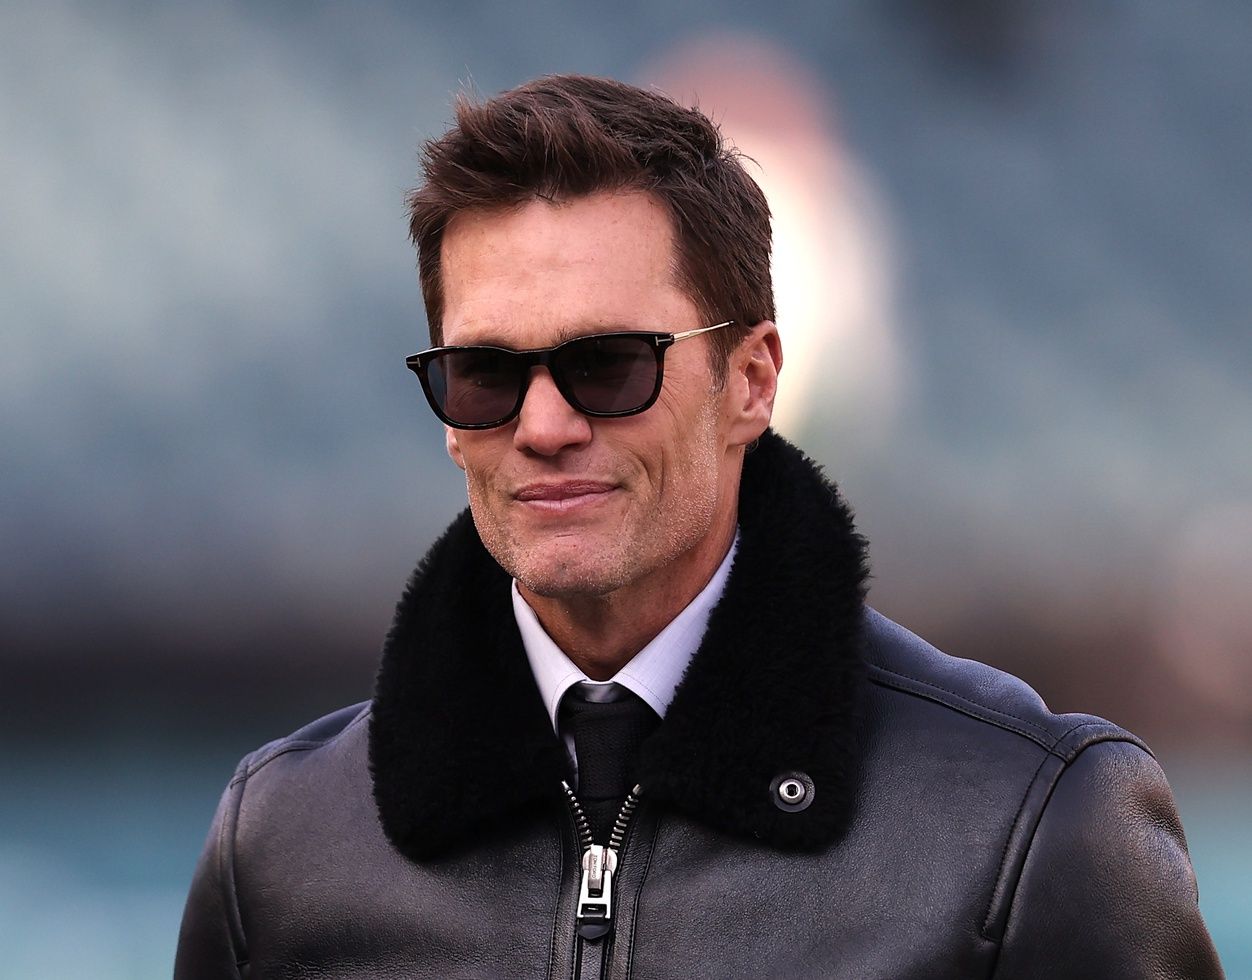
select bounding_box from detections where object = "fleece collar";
[369,429,870,860]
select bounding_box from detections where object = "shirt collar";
[513,530,740,733]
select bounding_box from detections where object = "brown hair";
[407,74,774,376]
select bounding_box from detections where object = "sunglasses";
[406,321,735,430]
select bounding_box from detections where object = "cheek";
[462,469,513,554]
[655,405,723,498]
[462,461,498,509]
[454,434,510,491]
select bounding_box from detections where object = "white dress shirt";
[512,531,740,750]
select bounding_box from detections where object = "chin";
[497,530,613,587]
[514,565,625,600]
[509,546,635,599]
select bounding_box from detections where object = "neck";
[518,518,736,680]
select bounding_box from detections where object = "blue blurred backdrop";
[2,0,1249,975]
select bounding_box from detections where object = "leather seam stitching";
[624,812,663,980]
[871,664,1054,736]
[868,666,1054,746]
[981,750,1054,942]
[544,804,566,980]
[234,710,370,782]
[1046,720,1122,761]
[222,761,250,973]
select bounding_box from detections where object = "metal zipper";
[562,781,644,942]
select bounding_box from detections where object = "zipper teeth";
[561,780,594,852]
[607,785,643,852]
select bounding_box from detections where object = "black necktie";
[559,682,660,842]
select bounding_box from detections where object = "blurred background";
[2,0,1249,974]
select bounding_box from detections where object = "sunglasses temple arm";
[670,320,735,343]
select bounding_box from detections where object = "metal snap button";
[769,771,815,812]
[779,778,805,802]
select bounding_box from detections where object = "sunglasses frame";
[406,321,735,430]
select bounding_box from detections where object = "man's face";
[438,190,759,602]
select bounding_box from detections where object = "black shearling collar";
[369,429,869,861]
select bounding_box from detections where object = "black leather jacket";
[176,432,1223,979]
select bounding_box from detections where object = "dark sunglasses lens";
[555,335,659,414]
[427,348,524,425]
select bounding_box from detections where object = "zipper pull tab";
[576,843,618,940]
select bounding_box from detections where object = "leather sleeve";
[993,739,1224,979]
[174,765,249,979]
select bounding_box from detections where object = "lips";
[514,481,617,502]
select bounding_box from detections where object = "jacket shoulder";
[861,607,1147,761]
[175,701,373,978]
[859,609,1224,973]
[237,701,371,781]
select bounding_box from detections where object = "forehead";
[439,191,698,347]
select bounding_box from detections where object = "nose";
[512,366,593,456]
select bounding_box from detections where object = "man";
[176,75,1223,978]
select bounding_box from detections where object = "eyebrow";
[554,323,642,343]
[456,322,646,349]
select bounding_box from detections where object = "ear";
[725,321,783,448]
[445,426,467,470]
